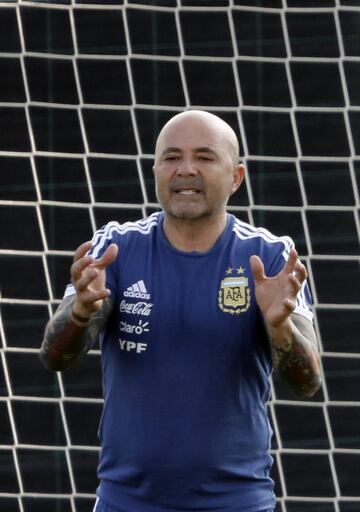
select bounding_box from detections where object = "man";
[40,110,321,512]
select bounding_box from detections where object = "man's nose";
[176,159,198,176]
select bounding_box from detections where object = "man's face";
[153,115,244,222]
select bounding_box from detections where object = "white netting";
[0,1,359,511]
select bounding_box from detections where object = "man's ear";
[231,163,245,195]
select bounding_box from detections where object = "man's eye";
[198,155,213,161]
[165,155,178,161]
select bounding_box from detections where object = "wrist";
[265,317,294,347]
[70,308,91,326]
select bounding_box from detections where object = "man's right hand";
[70,241,118,319]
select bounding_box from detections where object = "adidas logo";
[124,280,151,300]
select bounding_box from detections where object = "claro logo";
[120,320,149,335]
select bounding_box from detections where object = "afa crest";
[218,267,251,314]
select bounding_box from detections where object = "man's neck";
[162,212,228,253]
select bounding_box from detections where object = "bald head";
[152,109,245,225]
[155,110,240,165]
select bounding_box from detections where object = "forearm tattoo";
[270,323,321,398]
[40,296,113,371]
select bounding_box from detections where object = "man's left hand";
[250,248,307,328]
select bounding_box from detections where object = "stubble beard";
[156,183,230,224]
[162,196,228,224]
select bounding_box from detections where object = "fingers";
[92,243,118,270]
[71,241,94,282]
[294,259,308,282]
[288,263,307,298]
[69,240,118,317]
[71,254,94,282]
[251,249,308,289]
[71,242,118,281]
[75,266,99,292]
[284,248,308,283]
[73,241,93,262]
[74,286,111,308]
[71,242,118,295]
[284,248,298,273]
[283,298,296,313]
[250,255,266,283]
[72,287,111,318]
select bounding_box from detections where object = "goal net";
[0,1,359,512]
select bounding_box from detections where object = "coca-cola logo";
[120,300,153,316]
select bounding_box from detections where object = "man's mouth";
[176,189,200,196]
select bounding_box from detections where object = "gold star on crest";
[237,266,245,274]
[225,267,233,275]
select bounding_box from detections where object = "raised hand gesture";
[250,248,307,328]
[250,248,322,397]
[71,241,118,319]
[40,241,118,371]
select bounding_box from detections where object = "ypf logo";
[119,338,147,354]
